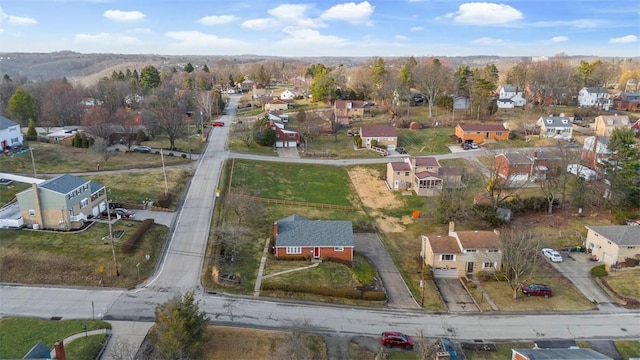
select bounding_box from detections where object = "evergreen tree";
[8,87,38,125]
[202,64,210,73]
[140,65,161,89]
[184,62,194,73]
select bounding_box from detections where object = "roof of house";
[0,116,19,130]
[276,215,353,248]
[512,348,612,359]
[595,115,630,127]
[499,84,516,93]
[39,174,89,194]
[390,162,411,171]
[583,136,612,154]
[414,171,441,180]
[413,157,440,167]
[426,235,461,254]
[89,181,105,195]
[539,116,573,128]
[499,152,533,165]
[457,124,508,132]
[586,225,640,246]
[334,99,364,109]
[583,87,608,94]
[360,125,397,138]
[455,230,501,249]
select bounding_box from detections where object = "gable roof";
[499,84,516,93]
[335,99,364,109]
[425,235,461,254]
[586,225,640,246]
[512,348,612,359]
[39,174,90,194]
[583,136,612,154]
[414,170,441,180]
[0,116,19,130]
[276,215,353,248]
[455,230,501,249]
[500,152,533,165]
[360,125,397,138]
[539,116,573,128]
[583,86,608,94]
[413,157,439,167]
[595,115,630,127]
[457,124,508,132]
[390,162,411,171]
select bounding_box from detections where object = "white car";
[542,248,563,262]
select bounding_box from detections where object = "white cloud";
[278,27,348,46]
[395,35,409,41]
[103,10,146,23]
[268,4,325,28]
[610,35,638,44]
[321,1,375,25]
[447,2,523,25]
[241,18,279,30]
[74,32,142,45]
[130,28,152,34]
[197,15,239,25]
[551,36,568,43]
[0,7,37,25]
[472,37,503,45]
[530,19,605,29]
[165,31,245,46]
[410,26,424,31]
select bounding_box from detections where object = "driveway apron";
[353,233,420,309]
[434,278,479,312]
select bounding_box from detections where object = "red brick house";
[334,100,364,121]
[494,150,559,186]
[273,215,354,262]
[582,136,613,171]
[269,121,300,148]
[454,124,509,144]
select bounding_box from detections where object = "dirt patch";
[347,167,407,233]
[511,207,612,230]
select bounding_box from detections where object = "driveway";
[134,209,176,228]
[277,147,300,158]
[353,233,420,309]
[434,278,479,312]
[549,251,622,311]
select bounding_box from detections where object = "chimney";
[54,340,66,360]
[494,228,501,236]
[448,221,455,236]
[273,221,278,238]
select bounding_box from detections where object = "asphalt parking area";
[434,278,479,312]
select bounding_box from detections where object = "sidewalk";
[100,321,154,360]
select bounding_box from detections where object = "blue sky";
[1,0,638,57]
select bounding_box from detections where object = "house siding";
[585,230,639,265]
[275,246,353,262]
[454,125,509,143]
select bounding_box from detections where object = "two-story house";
[496,84,526,109]
[386,157,462,196]
[335,100,364,125]
[15,174,107,230]
[421,222,501,278]
[0,116,24,151]
[360,125,397,151]
[594,114,630,136]
[268,121,300,148]
[495,150,560,186]
[585,225,640,266]
[536,116,573,139]
[237,79,255,93]
[454,123,509,144]
[280,89,302,100]
[578,87,611,110]
[613,92,640,111]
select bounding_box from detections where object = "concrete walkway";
[100,321,154,360]
[261,262,319,280]
[253,237,271,297]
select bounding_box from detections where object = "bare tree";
[496,228,542,300]
[415,331,438,360]
[39,78,84,126]
[92,137,115,168]
[476,153,527,209]
[412,58,452,118]
[234,122,256,148]
[148,83,190,150]
[83,106,116,141]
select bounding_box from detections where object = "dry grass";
[204,326,327,360]
[263,257,311,276]
[605,267,640,300]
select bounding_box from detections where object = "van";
[567,164,598,181]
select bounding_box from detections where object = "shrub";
[181,154,187,159]
[261,282,386,301]
[624,257,639,267]
[590,264,608,278]
[476,270,492,282]
[157,192,172,208]
[613,208,628,225]
[121,218,154,254]
[423,264,434,280]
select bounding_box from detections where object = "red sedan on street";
[211,121,224,127]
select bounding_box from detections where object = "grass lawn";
[603,268,640,300]
[0,318,110,359]
[204,326,327,360]
[0,220,167,287]
[397,127,455,155]
[0,142,192,174]
[142,130,206,154]
[462,342,534,360]
[0,181,30,204]
[615,340,640,359]
[64,334,108,360]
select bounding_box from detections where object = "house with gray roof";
[16,174,107,230]
[511,347,612,360]
[0,116,24,151]
[536,116,573,139]
[496,84,526,109]
[578,86,611,110]
[584,225,640,265]
[273,215,354,262]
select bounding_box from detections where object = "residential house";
[360,125,398,151]
[280,89,302,100]
[454,124,509,144]
[512,348,612,360]
[421,222,501,278]
[273,215,354,262]
[632,119,640,137]
[386,157,462,196]
[268,121,300,148]
[613,92,640,111]
[46,127,79,145]
[495,150,560,186]
[334,100,364,124]
[594,114,630,136]
[496,84,526,109]
[15,174,107,230]
[578,87,611,110]
[263,98,291,112]
[0,116,24,150]
[584,225,640,266]
[536,116,573,139]
[582,136,614,171]
[237,79,255,93]
[452,96,470,110]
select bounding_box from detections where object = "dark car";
[380,332,414,350]
[102,208,135,219]
[397,147,407,154]
[132,145,152,153]
[108,202,123,209]
[212,121,225,127]
[522,284,552,298]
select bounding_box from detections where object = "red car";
[522,284,553,298]
[380,332,414,350]
[211,121,224,127]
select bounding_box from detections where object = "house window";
[396,172,400,175]
[405,172,410,176]
[483,262,496,269]
[286,247,302,254]
[486,249,500,253]
[29,209,36,216]
[80,198,89,209]
[464,249,477,253]
[496,132,502,136]
[441,254,455,261]
[334,247,344,251]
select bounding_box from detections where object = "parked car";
[108,202,123,209]
[397,147,407,154]
[102,208,135,218]
[542,248,563,262]
[461,142,479,150]
[132,145,152,153]
[212,121,225,127]
[522,284,552,298]
[380,332,414,350]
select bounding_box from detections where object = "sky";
[0,0,639,57]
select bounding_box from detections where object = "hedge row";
[262,282,386,301]
[121,218,155,254]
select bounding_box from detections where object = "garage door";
[275,141,284,148]
[287,141,297,147]
[433,268,458,278]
